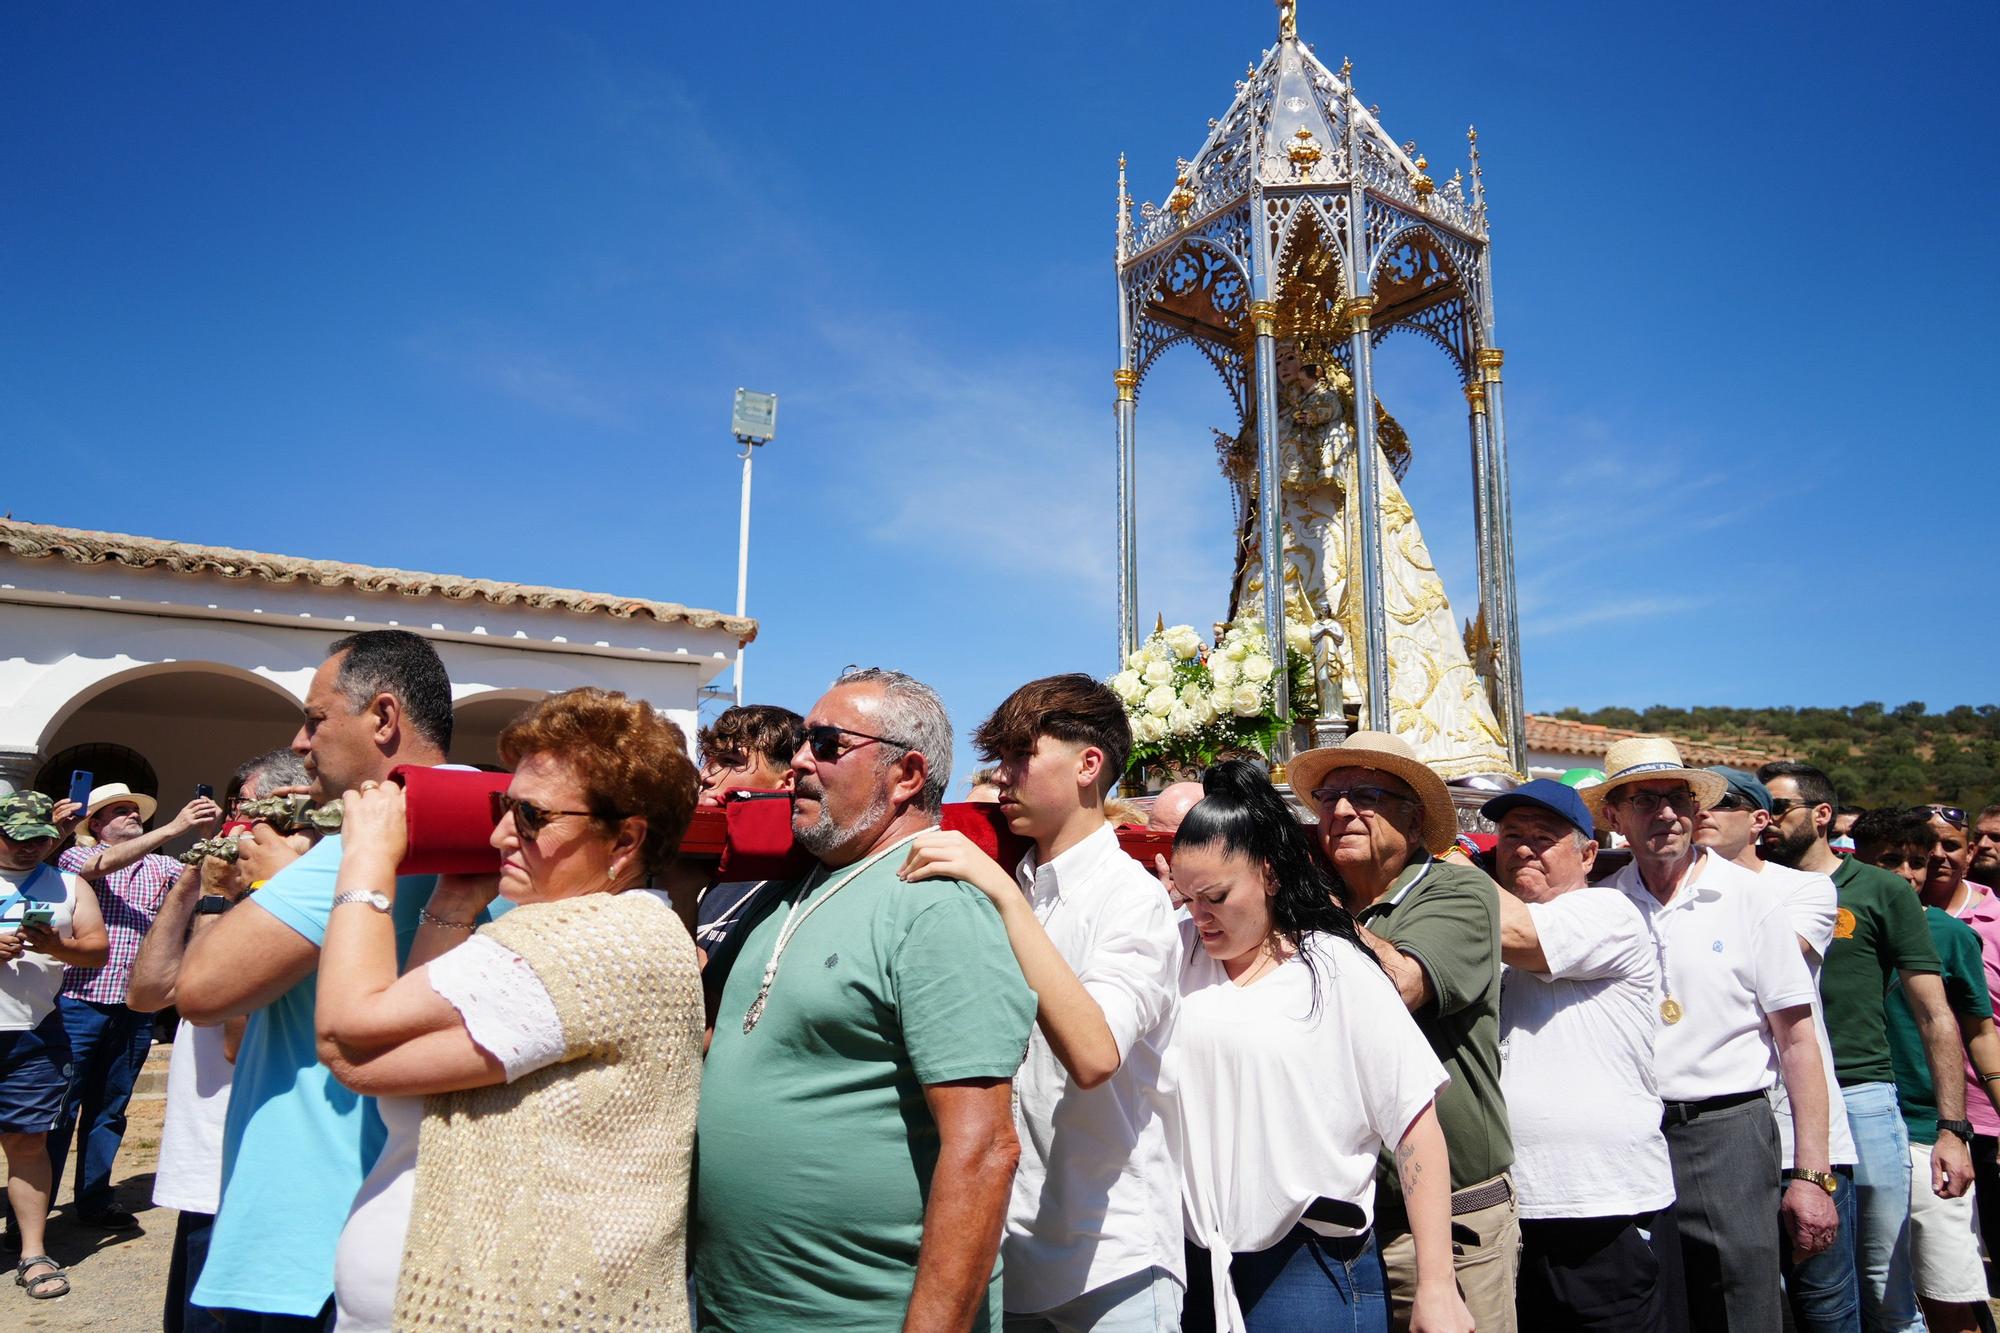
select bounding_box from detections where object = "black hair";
[1852,807,1936,859]
[326,630,454,753]
[1756,760,1836,809]
[1172,758,1379,1011]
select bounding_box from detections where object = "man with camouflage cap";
[0,791,109,1300]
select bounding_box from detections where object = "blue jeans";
[1782,1164,1861,1333]
[1844,1082,1923,1332]
[1184,1228,1388,1333]
[166,1210,226,1332]
[1003,1266,1182,1332]
[46,996,153,1218]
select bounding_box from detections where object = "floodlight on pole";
[730,388,778,707]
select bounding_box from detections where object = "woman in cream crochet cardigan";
[315,688,704,1332]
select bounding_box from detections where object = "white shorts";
[1909,1142,1986,1303]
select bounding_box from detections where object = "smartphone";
[21,902,55,929]
[195,784,214,800]
[67,769,93,809]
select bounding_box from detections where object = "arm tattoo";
[1397,1141,1422,1193]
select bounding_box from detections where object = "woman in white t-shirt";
[1165,762,1469,1333]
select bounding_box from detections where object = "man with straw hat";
[1290,730,1516,1333]
[1590,736,1839,1332]
[49,781,219,1231]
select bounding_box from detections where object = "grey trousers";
[1662,1094,1782,1333]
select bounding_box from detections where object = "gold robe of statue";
[1220,348,1510,779]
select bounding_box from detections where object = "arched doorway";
[450,691,547,771]
[38,666,303,826]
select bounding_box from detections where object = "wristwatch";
[194,895,232,916]
[1937,1119,1976,1143]
[331,890,392,914]
[1782,1168,1840,1195]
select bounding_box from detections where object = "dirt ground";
[16,1080,173,1329]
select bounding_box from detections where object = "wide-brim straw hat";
[80,782,157,826]
[1289,731,1459,855]
[1579,737,1727,815]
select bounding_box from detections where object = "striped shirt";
[57,845,182,1004]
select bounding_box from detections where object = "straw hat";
[1288,731,1459,855]
[79,782,157,827]
[1579,737,1727,815]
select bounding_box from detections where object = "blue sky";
[4,1,1994,784]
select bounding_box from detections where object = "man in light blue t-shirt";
[179,630,484,1327]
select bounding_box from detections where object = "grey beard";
[794,785,891,861]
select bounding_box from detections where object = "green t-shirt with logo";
[1888,906,1991,1144]
[1357,854,1513,1214]
[1821,857,1941,1087]
[694,849,1036,1332]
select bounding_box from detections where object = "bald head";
[1147,782,1206,833]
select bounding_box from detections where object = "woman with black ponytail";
[1166,760,1471,1333]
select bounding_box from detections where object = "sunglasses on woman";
[489,792,614,839]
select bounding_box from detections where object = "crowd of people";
[1,624,1998,1332]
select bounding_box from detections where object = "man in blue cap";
[1487,779,1680,1332]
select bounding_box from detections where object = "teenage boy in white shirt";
[901,673,1183,1330]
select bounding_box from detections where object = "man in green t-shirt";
[1759,762,1971,1331]
[1290,731,1515,1333]
[695,668,1036,1332]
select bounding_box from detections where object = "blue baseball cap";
[1706,766,1772,813]
[1480,778,1594,837]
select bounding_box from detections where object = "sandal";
[15,1255,68,1299]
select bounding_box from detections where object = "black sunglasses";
[1915,804,1968,828]
[1310,784,1420,815]
[490,792,614,839]
[804,723,914,763]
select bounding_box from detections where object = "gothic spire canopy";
[1111,0,1529,777]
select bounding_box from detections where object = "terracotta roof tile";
[0,519,756,642]
[1526,713,1791,770]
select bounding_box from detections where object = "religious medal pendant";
[742,990,769,1034]
[1660,996,1684,1026]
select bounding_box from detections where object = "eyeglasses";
[1310,784,1419,815]
[1914,804,1968,828]
[1612,788,1699,817]
[489,792,613,840]
[1767,798,1818,820]
[803,724,913,763]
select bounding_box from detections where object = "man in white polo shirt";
[1589,737,1839,1333]
[1487,778,1677,1332]
[1693,765,1862,1332]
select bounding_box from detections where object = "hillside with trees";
[1552,703,2000,812]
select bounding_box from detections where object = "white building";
[0,519,753,811]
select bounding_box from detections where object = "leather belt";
[1450,1173,1514,1216]
[1661,1089,1765,1127]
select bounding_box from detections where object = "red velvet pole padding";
[390,765,514,875]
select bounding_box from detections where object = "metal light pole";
[728,389,777,707]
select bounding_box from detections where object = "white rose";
[1165,625,1202,660]
[1242,654,1274,684]
[1133,714,1165,744]
[1285,619,1312,654]
[1209,655,1239,688]
[1144,684,1177,717]
[1231,683,1265,716]
[1124,651,1147,672]
[1224,639,1251,662]
[1111,670,1144,703]
[1195,694,1219,725]
[1142,659,1174,687]
[1178,682,1205,708]
[1167,702,1198,735]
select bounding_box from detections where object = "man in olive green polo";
[1291,731,1515,1333]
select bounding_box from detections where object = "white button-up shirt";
[1610,848,1817,1103]
[1004,822,1182,1313]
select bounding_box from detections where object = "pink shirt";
[1953,883,2000,1136]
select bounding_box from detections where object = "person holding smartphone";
[0,790,109,1301]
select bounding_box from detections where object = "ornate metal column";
[1345,293,1391,732]
[1249,294,1293,768]
[1114,155,1141,661]
[1465,378,1496,662]
[1479,346,1527,771]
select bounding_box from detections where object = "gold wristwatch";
[1783,1168,1840,1195]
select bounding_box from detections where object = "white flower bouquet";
[1108,614,1318,783]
